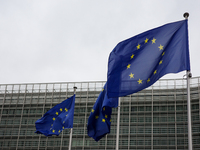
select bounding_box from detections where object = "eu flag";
[107,20,190,98]
[35,95,75,136]
[87,83,118,141]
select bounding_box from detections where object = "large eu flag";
[35,95,75,136]
[87,83,118,141]
[107,20,190,98]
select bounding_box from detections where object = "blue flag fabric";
[107,20,190,98]
[87,83,118,141]
[35,95,75,136]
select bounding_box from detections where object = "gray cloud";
[0,0,200,84]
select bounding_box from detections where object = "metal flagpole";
[68,86,77,150]
[116,97,121,150]
[186,70,193,150]
[184,12,193,150]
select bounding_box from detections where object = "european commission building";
[0,77,200,150]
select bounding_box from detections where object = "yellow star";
[154,70,157,74]
[144,38,149,43]
[152,38,156,44]
[162,52,165,56]
[103,107,105,111]
[51,124,53,126]
[158,44,164,50]
[66,114,68,117]
[130,54,134,59]
[91,109,94,113]
[95,116,99,119]
[63,121,65,123]
[58,130,60,133]
[105,115,108,118]
[138,79,142,84]
[65,108,68,112]
[127,64,131,69]
[55,112,58,115]
[53,117,55,121]
[129,73,134,79]
[63,126,64,129]
[110,119,111,122]
[147,78,150,83]
[52,130,55,133]
[159,60,163,65]
[102,119,105,122]
[137,44,141,50]
[60,108,62,112]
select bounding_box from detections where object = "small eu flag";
[107,19,190,98]
[87,83,118,141]
[35,95,75,136]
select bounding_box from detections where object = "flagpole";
[116,97,121,150]
[183,12,193,150]
[68,86,77,150]
[186,70,193,150]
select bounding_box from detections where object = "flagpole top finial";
[183,12,189,19]
[73,86,77,94]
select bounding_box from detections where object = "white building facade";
[0,77,200,150]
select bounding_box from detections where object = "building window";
[146,106,152,111]
[18,141,24,147]
[145,117,152,122]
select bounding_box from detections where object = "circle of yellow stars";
[127,37,165,84]
[91,105,111,123]
[51,107,69,134]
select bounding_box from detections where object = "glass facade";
[0,77,200,150]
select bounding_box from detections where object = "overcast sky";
[0,0,200,84]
